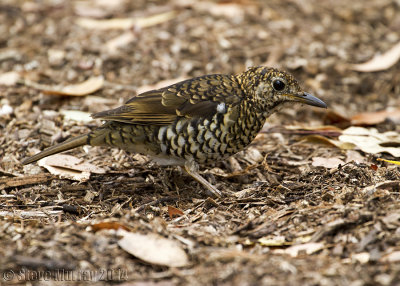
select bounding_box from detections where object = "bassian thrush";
[22,66,327,197]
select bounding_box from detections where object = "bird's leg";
[184,160,222,198]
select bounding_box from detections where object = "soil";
[1,0,400,285]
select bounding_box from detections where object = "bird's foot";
[184,160,222,198]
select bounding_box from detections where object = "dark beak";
[291,92,327,108]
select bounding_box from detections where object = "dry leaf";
[60,110,93,122]
[117,229,189,267]
[345,150,366,164]
[258,236,290,246]
[40,154,105,174]
[39,163,91,181]
[380,251,400,263]
[242,147,264,164]
[283,242,324,257]
[48,49,65,66]
[0,102,13,116]
[282,125,343,137]
[312,157,345,169]
[351,108,400,125]
[362,181,400,196]
[382,211,400,229]
[301,135,355,150]
[339,127,400,157]
[38,154,105,181]
[76,17,134,29]
[76,11,176,30]
[370,164,378,171]
[351,252,370,264]
[91,221,130,232]
[206,3,246,18]
[167,205,184,219]
[351,41,400,72]
[42,76,104,96]
[73,0,127,18]
[74,4,110,18]
[104,31,136,54]
[23,76,104,96]
[0,71,20,86]
[285,125,343,132]
[173,0,256,18]
[301,135,339,147]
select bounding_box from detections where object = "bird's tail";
[21,134,89,165]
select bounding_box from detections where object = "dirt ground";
[1,0,400,285]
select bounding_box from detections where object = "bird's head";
[237,66,327,113]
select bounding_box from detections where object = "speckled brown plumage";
[22,66,327,197]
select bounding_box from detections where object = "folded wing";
[92,74,243,125]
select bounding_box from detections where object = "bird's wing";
[92,74,243,125]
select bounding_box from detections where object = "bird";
[22,66,327,197]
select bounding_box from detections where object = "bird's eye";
[272,79,286,91]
